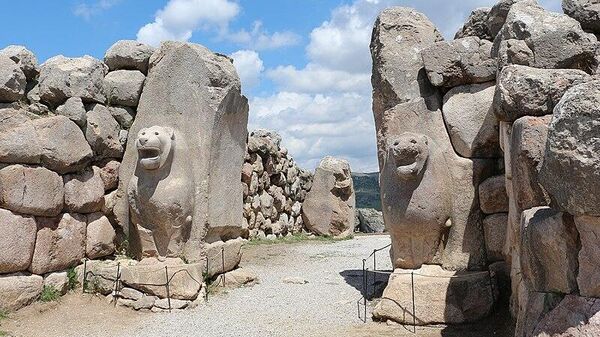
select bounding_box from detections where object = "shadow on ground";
[340,269,390,300]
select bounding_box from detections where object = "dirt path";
[1,235,513,337]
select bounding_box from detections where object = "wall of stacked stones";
[0,41,153,310]
[372,0,600,335]
[241,130,313,239]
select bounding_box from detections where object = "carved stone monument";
[115,42,248,262]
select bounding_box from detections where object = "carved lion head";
[135,126,175,170]
[387,132,429,180]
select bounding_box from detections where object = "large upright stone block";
[0,209,37,274]
[575,216,600,297]
[302,156,355,238]
[116,42,248,262]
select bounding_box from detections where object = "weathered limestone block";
[30,213,86,275]
[63,166,105,213]
[373,265,496,325]
[483,213,507,262]
[0,45,39,80]
[356,208,384,233]
[0,107,33,132]
[0,209,36,274]
[532,295,600,337]
[479,175,509,214]
[108,106,135,129]
[32,115,93,173]
[0,274,43,311]
[510,115,552,211]
[44,271,69,295]
[442,82,500,158]
[455,7,493,40]
[56,97,87,127]
[422,37,496,87]
[247,129,279,155]
[116,42,248,262]
[515,291,563,337]
[487,0,527,37]
[104,40,155,74]
[0,56,26,102]
[85,104,124,159]
[103,70,145,107]
[0,165,64,217]
[86,213,116,259]
[575,216,600,297]
[34,215,87,274]
[0,121,42,164]
[495,38,535,70]
[521,207,578,293]
[494,65,590,122]
[494,1,597,71]
[563,0,600,33]
[539,81,600,216]
[302,156,355,238]
[98,160,120,191]
[38,55,107,106]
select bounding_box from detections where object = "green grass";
[0,309,7,336]
[247,232,353,246]
[67,267,79,291]
[40,285,60,302]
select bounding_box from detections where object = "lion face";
[135,126,175,170]
[388,132,429,180]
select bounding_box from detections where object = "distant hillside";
[352,172,381,211]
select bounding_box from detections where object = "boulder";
[38,55,107,106]
[0,274,43,311]
[216,268,258,288]
[104,40,155,74]
[30,213,87,275]
[487,0,526,37]
[479,175,509,214]
[521,207,578,293]
[422,36,496,88]
[455,8,493,40]
[32,115,93,173]
[120,287,143,301]
[116,41,248,261]
[55,97,87,127]
[0,121,42,164]
[575,216,600,297]
[85,104,124,159]
[108,106,135,129]
[0,209,37,274]
[0,165,64,217]
[373,265,496,325]
[442,82,500,158]
[494,65,590,122]
[532,295,600,337]
[515,291,564,337]
[44,271,69,295]
[98,160,120,191]
[0,55,26,102]
[132,296,156,310]
[356,208,385,233]
[247,130,279,155]
[63,166,105,213]
[302,156,355,238]
[483,213,507,262]
[86,213,116,259]
[0,107,33,132]
[0,45,39,80]
[103,70,145,107]
[494,1,597,71]
[539,81,600,216]
[154,298,190,310]
[510,115,552,211]
[563,0,600,33]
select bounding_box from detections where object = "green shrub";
[67,267,79,291]
[40,285,60,302]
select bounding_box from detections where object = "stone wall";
[242,129,313,239]
[372,0,600,335]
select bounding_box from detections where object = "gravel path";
[4,235,394,337]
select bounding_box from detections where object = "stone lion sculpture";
[380,132,453,269]
[128,125,193,258]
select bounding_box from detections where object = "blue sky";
[0,0,562,172]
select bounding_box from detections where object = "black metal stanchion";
[362,259,367,323]
[82,259,87,293]
[113,262,121,305]
[411,271,416,333]
[221,247,225,287]
[165,266,171,313]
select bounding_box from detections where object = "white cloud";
[227,21,301,50]
[229,50,264,89]
[74,0,119,20]
[266,64,370,94]
[137,0,240,46]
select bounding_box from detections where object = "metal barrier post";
[373,249,377,292]
[205,256,209,301]
[221,247,226,287]
[362,259,367,322]
[113,262,121,304]
[165,266,171,313]
[411,271,416,333]
[82,259,87,293]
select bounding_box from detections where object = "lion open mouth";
[138,146,162,169]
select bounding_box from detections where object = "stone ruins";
[371,0,600,335]
[1,0,600,335]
